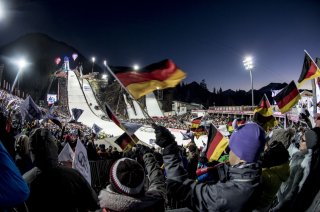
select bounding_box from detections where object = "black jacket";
[163,152,262,212]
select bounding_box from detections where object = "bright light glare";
[243,56,254,70]
[0,3,4,20]
[133,64,139,70]
[102,74,107,80]
[17,59,27,69]
[103,60,107,66]
[92,57,96,63]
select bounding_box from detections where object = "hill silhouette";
[0,33,102,101]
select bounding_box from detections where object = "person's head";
[262,141,289,168]
[228,123,266,165]
[302,127,320,151]
[269,128,295,149]
[28,128,59,171]
[109,158,145,196]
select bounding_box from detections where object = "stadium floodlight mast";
[91,57,95,73]
[103,59,107,76]
[11,58,28,94]
[133,64,140,70]
[243,56,254,107]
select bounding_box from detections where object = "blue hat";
[229,123,266,162]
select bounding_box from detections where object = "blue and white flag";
[73,140,91,185]
[71,108,84,122]
[92,123,102,135]
[19,96,42,122]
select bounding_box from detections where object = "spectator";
[272,127,320,211]
[252,140,290,211]
[155,123,266,211]
[98,145,166,212]
[25,128,99,212]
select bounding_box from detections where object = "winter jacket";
[253,162,290,211]
[0,141,29,208]
[99,153,166,212]
[272,150,308,211]
[163,153,262,212]
[290,147,320,211]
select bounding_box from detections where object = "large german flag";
[298,52,320,87]
[112,59,186,99]
[205,124,229,162]
[274,81,301,114]
[253,94,278,131]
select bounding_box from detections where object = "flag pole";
[305,50,318,119]
[311,79,317,118]
[105,102,139,147]
[104,62,156,124]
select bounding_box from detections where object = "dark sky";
[0,0,320,91]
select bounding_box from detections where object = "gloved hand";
[153,124,176,148]
[135,144,153,155]
[153,124,179,155]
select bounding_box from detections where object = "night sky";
[0,0,320,91]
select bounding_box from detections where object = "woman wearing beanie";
[154,122,266,212]
[272,127,320,211]
[98,145,166,212]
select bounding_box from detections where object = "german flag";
[253,94,278,131]
[115,133,138,152]
[194,125,207,139]
[205,124,229,162]
[191,116,202,131]
[274,81,301,114]
[112,59,186,99]
[298,52,320,87]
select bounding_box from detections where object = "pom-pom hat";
[109,158,145,196]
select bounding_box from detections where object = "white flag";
[73,140,91,185]
[58,143,74,162]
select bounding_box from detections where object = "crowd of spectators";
[1,87,320,212]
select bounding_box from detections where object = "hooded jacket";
[99,153,166,212]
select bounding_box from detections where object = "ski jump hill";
[67,70,208,147]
